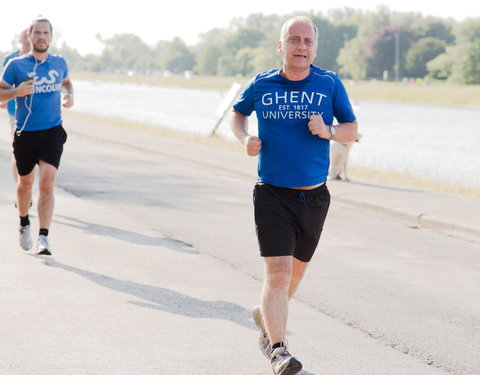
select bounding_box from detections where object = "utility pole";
[394,32,400,81]
[343,33,349,80]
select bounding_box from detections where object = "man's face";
[30,22,51,53]
[19,31,31,52]
[278,21,317,72]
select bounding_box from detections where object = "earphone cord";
[16,58,44,136]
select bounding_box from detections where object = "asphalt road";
[1,112,479,374]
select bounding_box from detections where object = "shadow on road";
[54,214,198,254]
[42,258,256,331]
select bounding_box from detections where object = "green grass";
[73,71,246,91]
[345,80,480,107]
[73,71,480,107]
[348,165,480,202]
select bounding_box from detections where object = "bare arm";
[230,110,262,156]
[231,110,250,142]
[330,121,358,142]
[62,77,74,108]
[308,114,358,142]
[0,80,33,102]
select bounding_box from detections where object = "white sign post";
[210,82,242,136]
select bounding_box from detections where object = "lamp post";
[394,31,400,81]
[343,32,349,80]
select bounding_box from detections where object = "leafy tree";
[426,51,454,80]
[222,27,268,76]
[364,25,415,79]
[194,28,228,75]
[450,18,480,84]
[462,39,480,84]
[405,37,446,78]
[414,17,455,44]
[336,8,390,80]
[454,18,480,44]
[446,40,480,84]
[311,16,350,71]
[234,48,257,76]
[430,18,480,84]
[159,37,195,73]
[194,44,222,75]
[51,42,84,70]
[250,45,282,73]
[98,33,153,73]
[151,40,167,71]
[217,55,237,76]
[223,27,266,53]
[337,36,368,79]
[196,24,273,76]
[241,13,285,73]
[42,9,480,84]
[83,54,105,73]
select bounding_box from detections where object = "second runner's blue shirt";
[1,53,69,131]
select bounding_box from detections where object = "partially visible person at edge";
[230,16,358,375]
[1,28,31,184]
[0,16,74,255]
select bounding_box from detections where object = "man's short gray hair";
[280,16,318,46]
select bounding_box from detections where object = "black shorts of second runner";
[253,182,330,262]
[13,125,68,176]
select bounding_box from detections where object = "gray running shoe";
[19,225,32,250]
[271,346,302,375]
[36,235,52,255]
[253,305,272,358]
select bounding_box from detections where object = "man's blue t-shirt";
[1,53,68,131]
[233,65,356,188]
[2,51,20,116]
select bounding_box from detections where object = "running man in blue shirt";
[0,17,74,255]
[231,16,358,375]
[1,28,31,184]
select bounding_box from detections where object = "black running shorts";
[13,125,68,176]
[253,182,330,262]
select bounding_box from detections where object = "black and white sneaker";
[19,225,33,250]
[253,305,272,358]
[36,235,52,255]
[271,346,302,375]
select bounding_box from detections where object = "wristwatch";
[328,126,336,139]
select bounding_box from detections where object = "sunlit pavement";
[1,112,479,374]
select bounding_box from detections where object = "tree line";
[4,7,480,84]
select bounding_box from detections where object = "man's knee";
[39,178,55,196]
[265,257,293,288]
[18,175,34,190]
[38,161,57,195]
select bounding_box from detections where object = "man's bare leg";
[288,257,309,299]
[261,256,292,345]
[37,160,57,231]
[17,171,34,217]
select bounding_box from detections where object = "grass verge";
[73,72,245,91]
[73,71,480,107]
[348,165,480,202]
